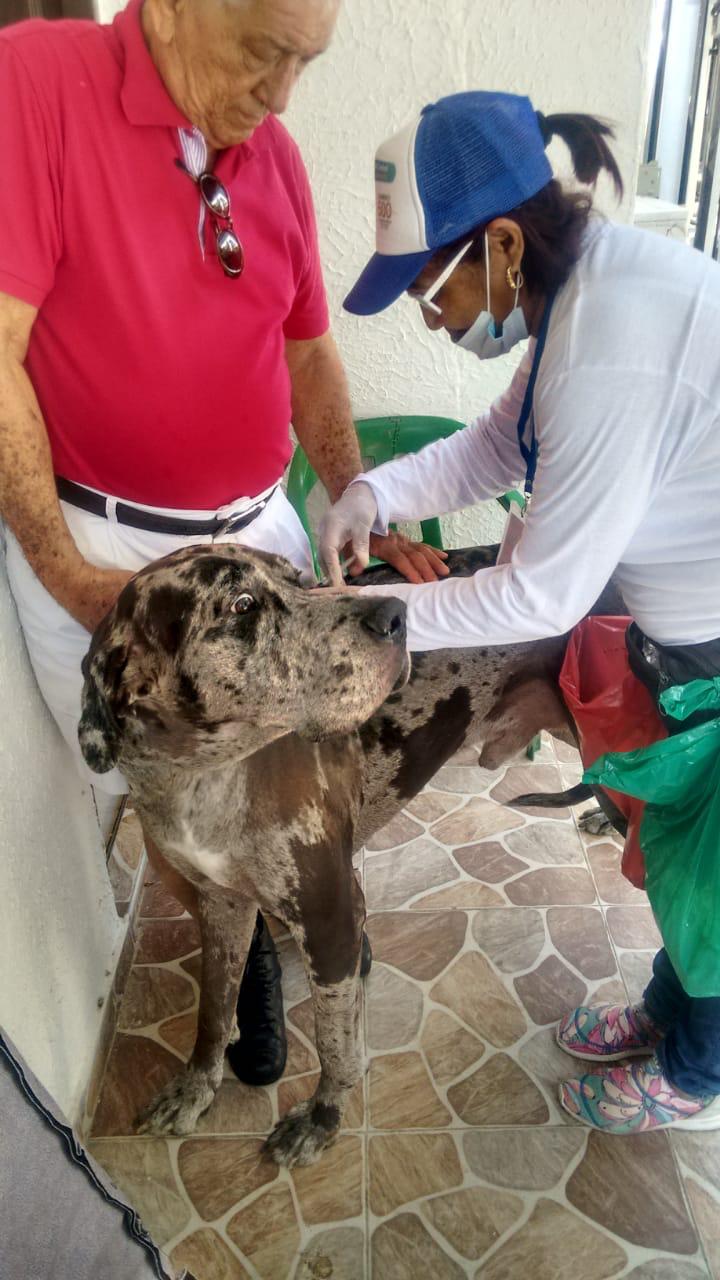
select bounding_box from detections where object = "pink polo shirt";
[0,1,329,508]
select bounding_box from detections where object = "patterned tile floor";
[88,736,720,1279]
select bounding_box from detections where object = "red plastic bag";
[559,617,667,888]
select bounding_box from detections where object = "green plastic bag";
[584,678,720,998]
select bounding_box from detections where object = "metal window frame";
[694,1,720,254]
[679,0,712,202]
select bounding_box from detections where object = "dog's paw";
[578,805,614,836]
[263,1099,340,1167]
[136,1069,218,1136]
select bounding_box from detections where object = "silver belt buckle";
[212,499,263,542]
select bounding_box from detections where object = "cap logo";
[376,191,392,230]
[372,116,429,256]
[375,159,396,183]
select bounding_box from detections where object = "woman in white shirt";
[320,91,720,1136]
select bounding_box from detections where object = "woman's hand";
[319,482,449,586]
[318,482,378,585]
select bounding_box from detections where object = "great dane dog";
[79,543,618,1166]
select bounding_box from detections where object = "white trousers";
[4,485,314,795]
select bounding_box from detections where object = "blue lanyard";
[517,292,556,498]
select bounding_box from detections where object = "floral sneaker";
[557,1003,662,1062]
[560,1055,720,1134]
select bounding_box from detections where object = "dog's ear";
[78,651,122,773]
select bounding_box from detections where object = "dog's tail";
[510,782,593,808]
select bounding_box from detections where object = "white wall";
[288,0,654,541]
[98,0,653,542]
[96,0,654,426]
[285,0,653,428]
[0,539,124,1121]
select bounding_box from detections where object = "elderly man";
[0,0,446,1088]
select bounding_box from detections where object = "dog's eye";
[230,592,257,615]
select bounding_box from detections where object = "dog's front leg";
[266,964,363,1168]
[265,878,365,1167]
[138,891,256,1136]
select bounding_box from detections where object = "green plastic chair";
[286,414,524,577]
[286,415,540,760]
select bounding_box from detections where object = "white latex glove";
[318,481,378,586]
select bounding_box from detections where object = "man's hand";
[363,531,449,584]
[54,563,136,634]
[0,292,136,637]
[288,335,450,587]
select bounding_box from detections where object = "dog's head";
[78,544,408,773]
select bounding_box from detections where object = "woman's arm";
[361,365,666,649]
[362,345,535,531]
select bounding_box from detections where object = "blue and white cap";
[344,91,553,316]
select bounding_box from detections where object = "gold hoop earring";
[506,266,525,290]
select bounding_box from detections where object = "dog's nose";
[361,599,406,645]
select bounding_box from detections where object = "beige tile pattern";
[368,1133,463,1216]
[372,1212,466,1279]
[171,1228,251,1279]
[625,1265,709,1279]
[448,1053,550,1126]
[566,1132,698,1253]
[430,951,528,1046]
[228,1190,303,1280]
[463,1128,586,1189]
[292,1135,364,1225]
[370,1052,452,1129]
[88,737,716,1278]
[294,1226,365,1280]
[109,808,148,918]
[421,1185,523,1260]
[421,1010,485,1086]
[672,1133,720,1279]
[478,1198,628,1280]
[88,1137,191,1246]
[178,1138,277,1220]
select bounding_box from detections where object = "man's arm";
[285,330,360,502]
[285,332,448,582]
[0,292,133,633]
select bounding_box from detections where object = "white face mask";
[456,232,528,359]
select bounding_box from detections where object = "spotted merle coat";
[79,544,617,1165]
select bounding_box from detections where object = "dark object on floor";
[227,918,371,1089]
[511,782,592,807]
[511,784,624,837]
[0,1030,181,1280]
[227,912,287,1087]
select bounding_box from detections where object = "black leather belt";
[56,476,277,538]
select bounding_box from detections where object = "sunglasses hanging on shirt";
[175,160,245,278]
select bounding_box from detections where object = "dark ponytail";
[433,112,623,297]
[536,112,623,200]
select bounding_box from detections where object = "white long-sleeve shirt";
[361,221,720,650]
